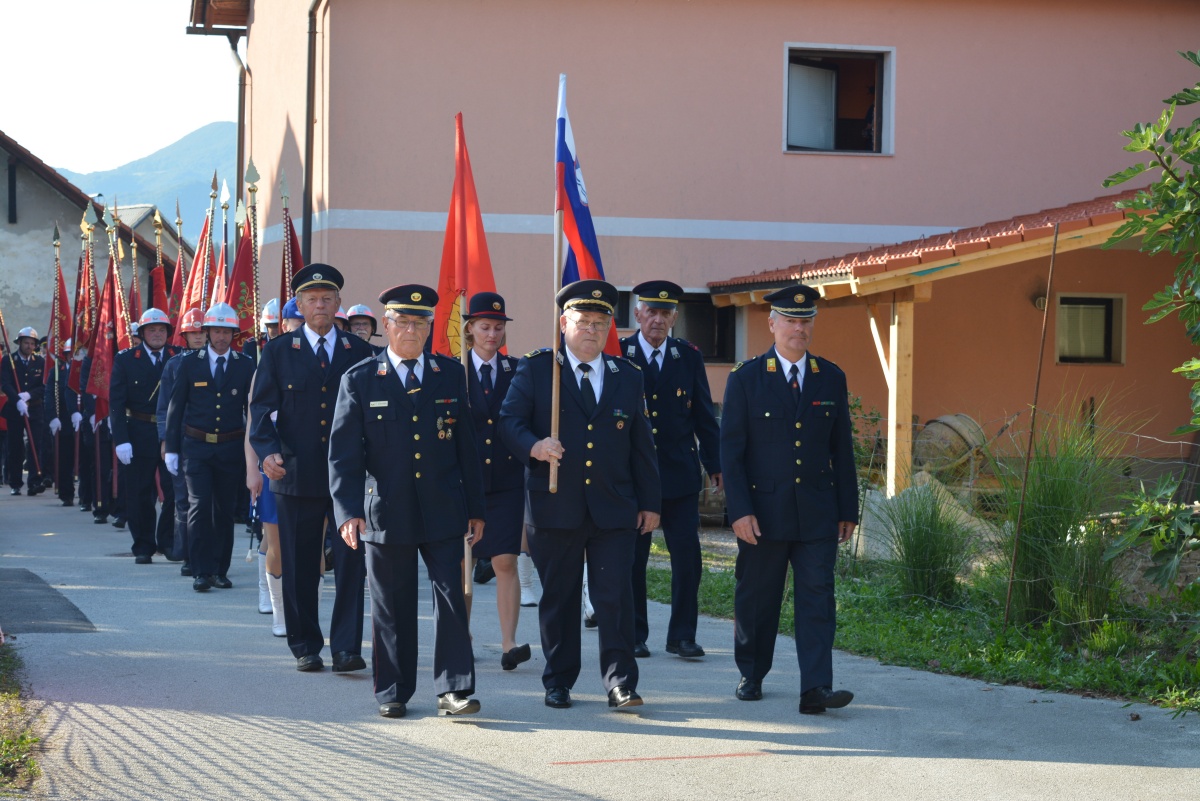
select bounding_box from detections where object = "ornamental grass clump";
[877,481,974,604]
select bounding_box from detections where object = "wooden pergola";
[709,192,1139,496]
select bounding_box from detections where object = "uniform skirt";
[256,470,279,525]
[471,486,523,559]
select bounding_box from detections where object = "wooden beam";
[817,280,856,299]
[730,291,753,307]
[886,298,914,497]
[711,293,734,307]
[913,282,933,303]
[866,304,891,391]
[749,289,775,304]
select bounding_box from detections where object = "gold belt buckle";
[205,432,219,444]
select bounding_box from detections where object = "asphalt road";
[1,490,1197,801]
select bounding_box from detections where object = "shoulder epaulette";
[525,347,552,358]
[622,358,642,371]
[729,354,759,374]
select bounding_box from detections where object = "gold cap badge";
[313,273,323,281]
[659,291,668,299]
[410,292,421,302]
[591,290,602,298]
[492,301,501,311]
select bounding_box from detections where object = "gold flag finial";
[210,170,219,198]
[175,199,182,229]
[153,209,163,231]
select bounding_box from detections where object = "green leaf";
[1103,162,1151,187]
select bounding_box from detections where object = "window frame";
[1055,293,1125,365]
[782,42,896,156]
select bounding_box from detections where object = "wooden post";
[886,295,913,497]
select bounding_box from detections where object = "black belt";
[126,410,156,423]
[185,426,245,444]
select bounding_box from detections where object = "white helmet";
[13,326,38,344]
[130,322,140,337]
[138,308,173,334]
[203,302,240,330]
[346,304,378,335]
[335,306,349,321]
[260,298,280,330]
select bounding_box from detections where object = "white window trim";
[782,42,896,156]
[1054,292,1126,366]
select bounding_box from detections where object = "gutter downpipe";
[302,0,325,264]
[229,34,247,251]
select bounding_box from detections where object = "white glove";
[16,399,28,416]
[115,442,133,465]
[269,410,278,424]
[17,392,30,402]
[90,414,99,432]
[71,412,83,431]
[49,418,61,435]
[165,453,179,476]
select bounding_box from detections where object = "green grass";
[0,643,40,788]
[646,557,1200,715]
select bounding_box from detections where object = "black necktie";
[579,363,597,416]
[647,349,661,383]
[403,359,420,391]
[215,355,226,390]
[150,350,160,370]
[480,363,493,395]
[788,364,800,403]
[316,337,327,368]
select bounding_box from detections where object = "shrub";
[877,481,974,603]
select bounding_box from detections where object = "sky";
[0,0,237,173]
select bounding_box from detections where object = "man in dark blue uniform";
[2,327,47,496]
[165,303,257,591]
[331,284,485,719]
[621,280,721,660]
[721,284,858,715]
[79,356,115,523]
[109,309,178,563]
[249,264,373,673]
[157,308,210,572]
[500,279,661,711]
[45,339,83,506]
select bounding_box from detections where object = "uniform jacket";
[1,353,45,419]
[43,360,80,421]
[156,349,199,441]
[329,350,485,545]
[466,352,523,494]
[720,346,858,542]
[109,345,178,448]
[619,335,720,499]
[164,348,256,457]
[499,348,661,531]
[249,326,374,497]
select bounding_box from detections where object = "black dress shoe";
[500,643,531,671]
[800,687,853,715]
[180,563,193,577]
[79,503,92,512]
[111,517,126,529]
[332,652,367,672]
[632,642,651,658]
[92,515,107,524]
[437,692,481,716]
[607,685,644,710]
[473,558,495,584]
[379,702,406,718]
[10,488,20,496]
[209,575,233,589]
[666,640,706,658]
[27,484,44,496]
[583,614,597,629]
[736,677,763,701]
[192,575,212,592]
[134,554,153,565]
[296,655,325,672]
[544,686,572,708]
[60,499,73,507]
[162,552,183,563]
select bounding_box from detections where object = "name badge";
[370,400,388,408]
[194,381,208,387]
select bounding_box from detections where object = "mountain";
[56,121,237,249]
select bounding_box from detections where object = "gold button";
[586,442,593,449]
[796,459,802,465]
[415,453,421,460]
[765,412,771,418]
[413,434,420,441]
[287,384,293,389]
[652,428,658,434]
[795,441,801,447]
[485,458,491,465]
[652,394,657,400]
[215,417,221,422]
[320,420,327,426]
[377,414,382,420]
[413,415,418,422]
[321,436,327,443]
[321,387,327,392]
[587,424,593,431]
[216,392,222,398]
[367,488,372,494]
[585,478,591,485]
[321,403,327,409]
[795,477,801,484]
[585,460,592,467]
[651,411,658,417]
[215,405,221,409]
[796,422,801,429]
[415,472,421,478]
[826,411,830,416]
[487,418,493,425]
[485,438,491,445]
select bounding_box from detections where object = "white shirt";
[636,331,667,369]
[775,349,807,392]
[302,324,334,363]
[470,349,499,385]
[563,347,604,399]
[207,347,231,377]
[388,349,424,387]
[142,343,165,366]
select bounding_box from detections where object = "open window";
[785,46,891,154]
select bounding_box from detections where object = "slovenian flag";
[556,74,619,355]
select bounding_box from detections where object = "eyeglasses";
[390,319,430,332]
[566,316,610,333]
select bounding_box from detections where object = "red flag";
[432,114,497,358]
[150,258,169,315]
[46,250,72,383]
[86,255,122,421]
[69,249,97,394]
[278,207,303,306]
[173,215,212,346]
[127,264,143,325]
[166,247,185,326]
[210,242,227,308]
[226,216,256,349]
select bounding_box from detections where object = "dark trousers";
[528,517,638,692]
[171,462,190,562]
[184,441,241,577]
[126,444,175,557]
[53,429,77,503]
[79,424,114,515]
[633,493,702,644]
[733,536,838,694]
[365,537,475,705]
[4,410,44,489]
[275,494,366,659]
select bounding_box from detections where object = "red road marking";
[552,752,768,766]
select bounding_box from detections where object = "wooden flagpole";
[549,163,565,493]
[459,291,473,598]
